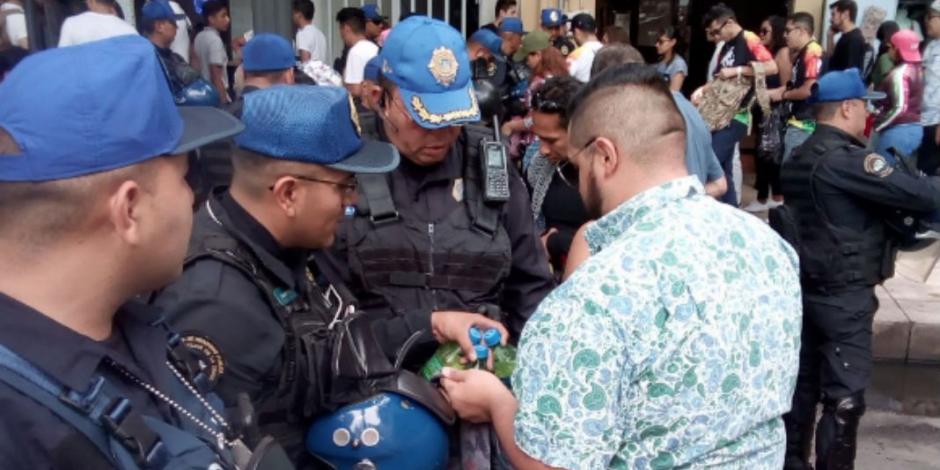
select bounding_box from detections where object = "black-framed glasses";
[706,19,730,37]
[268,174,358,195]
[558,137,598,188]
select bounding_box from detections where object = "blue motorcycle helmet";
[307,391,449,469]
[174,78,221,107]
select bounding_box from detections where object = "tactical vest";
[185,198,359,456]
[184,198,453,461]
[779,139,895,289]
[343,126,513,319]
[0,333,235,470]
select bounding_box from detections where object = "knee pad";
[825,394,866,425]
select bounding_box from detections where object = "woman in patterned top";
[875,29,924,162]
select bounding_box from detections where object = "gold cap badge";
[428,47,459,86]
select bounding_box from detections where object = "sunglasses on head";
[532,90,566,113]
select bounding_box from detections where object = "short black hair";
[292,0,314,21]
[201,0,228,23]
[495,0,517,18]
[830,0,858,23]
[788,12,815,36]
[703,3,736,28]
[531,76,582,127]
[336,7,366,34]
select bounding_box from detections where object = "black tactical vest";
[778,139,895,289]
[343,126,514,319]
[185,198,360,457]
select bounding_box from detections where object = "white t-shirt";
[295,23,327,63]
[1,3,27,46]
[194,27,229,88]
[343,39,378,85]
[567,40,602,83]
[57,11,137,47]
[169,1,191,62]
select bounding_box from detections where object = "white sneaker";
[742,200,770,212]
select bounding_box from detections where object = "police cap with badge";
[541,8,574,56]
[379,15,481,129]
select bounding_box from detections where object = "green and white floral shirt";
[512,177,802,469]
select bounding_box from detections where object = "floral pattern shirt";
[512,177,802,469]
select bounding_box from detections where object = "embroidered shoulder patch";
[863,153,893,178]
[181,335,225,383]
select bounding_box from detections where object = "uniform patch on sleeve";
[863,153,894,178]
[181,335,225,383]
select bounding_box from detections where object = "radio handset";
[480,115,511,202]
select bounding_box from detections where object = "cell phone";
[480,116,511,202]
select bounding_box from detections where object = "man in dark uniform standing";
[779,68,940,470]
[0,36,245,469]
[320,16,554,367]
[153,85,506,465]
[540,8,575,57]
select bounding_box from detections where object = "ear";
[594,137,621,179]
[109,180,144,246]
[271,177,301,218]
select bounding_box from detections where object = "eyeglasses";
[558,137,598,188]
[532,89,565,113]
[268,174,358,195]
[706,19,730,38]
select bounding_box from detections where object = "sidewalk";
[874,256,940,363]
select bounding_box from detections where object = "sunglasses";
[532,90,566,113]
[268,174,358,195]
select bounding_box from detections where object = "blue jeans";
[711,121,747,206]
[782,126,812,164]
[876,123,923,164]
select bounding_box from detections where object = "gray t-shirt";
[194,27,228,88]
[657,55,688,82]
[672,91,723,184]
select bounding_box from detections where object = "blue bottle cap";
[468,327,482,345]
[474,344,490,360]
[483,329,501,347]
[344,206,357,217]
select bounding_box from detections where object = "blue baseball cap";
[499,17,524,35]
[235,86,399,173]
[541,8,565,27]
[809,68,886,104]
[379,16,480,129]
[363,55,382,82]
[0,35,243,182]
[362,4,384,22]
[470,29,503,57]
[141,0,185,23]
[243,33,295,72]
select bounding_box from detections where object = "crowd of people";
[1,0,940,469]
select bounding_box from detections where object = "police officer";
[779,68,940,470]
[153,85,506,466]
[540,8,575,57]
[320,16,554,370]
[193,33,297,206]
[0,36,245,469]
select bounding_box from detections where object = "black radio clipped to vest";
[480,115,511,202]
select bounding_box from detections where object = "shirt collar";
[585,176,703,254]
[0,293,167,392]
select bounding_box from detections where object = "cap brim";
[174,106,245,154]
[863,90,887,101]
[399,84,481,130]
[326,139,400,173]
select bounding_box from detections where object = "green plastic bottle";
[419,342,517,380]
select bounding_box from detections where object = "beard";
[580,166,605,220]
